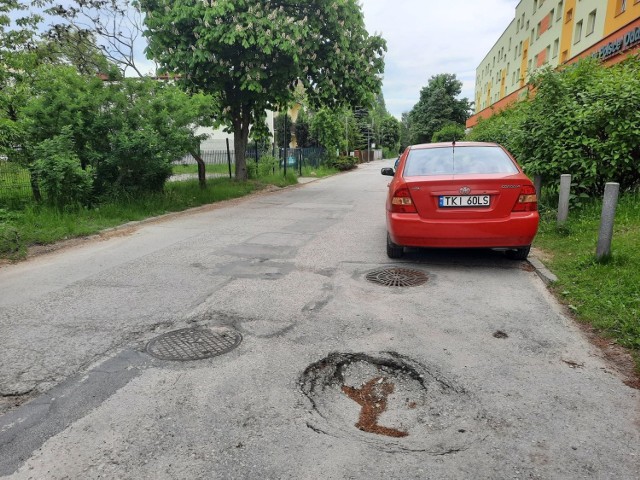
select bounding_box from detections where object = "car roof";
[408,142,501,150]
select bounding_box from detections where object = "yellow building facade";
[468,0,640,127]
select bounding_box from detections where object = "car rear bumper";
[387,212,539,248]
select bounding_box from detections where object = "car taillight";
[391,187,417,213]
[512,185,538,212]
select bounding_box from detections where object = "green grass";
[534,193,640,365]
[0,176,297,260]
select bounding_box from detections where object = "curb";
[528,252,558,285]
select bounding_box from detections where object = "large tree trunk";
[233,113,251,181]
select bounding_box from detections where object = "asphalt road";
[0,161,638,479]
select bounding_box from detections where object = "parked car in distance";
[381,141,539,259]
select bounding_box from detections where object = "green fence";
[0,162,32,206]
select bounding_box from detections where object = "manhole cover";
[146,327,242,361]
[299,352,486,453]
[365,267,428,287]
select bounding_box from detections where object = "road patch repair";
[299,351,486,454]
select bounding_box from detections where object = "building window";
[557,2,563,20]
[545,45,551,63]
[586,10,596,36]
[553,38,559,57]
[561,49,569,62]
[566,8,573,23]
[574,20,583,44]
[616,0,627,15]
[531,29,535,44]
[533,1,537,13]
[536,22,541,39]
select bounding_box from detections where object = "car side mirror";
[381,167,395,177]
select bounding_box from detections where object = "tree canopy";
[139,0,386,180]
[407,73,471,144]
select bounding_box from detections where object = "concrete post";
[534,175,542,203]
[596,182,620,260]
[557,174,571,224]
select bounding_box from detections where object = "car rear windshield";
[403,146,519,176]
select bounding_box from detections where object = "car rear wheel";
[386,233,404,259]
[505,245,531,260]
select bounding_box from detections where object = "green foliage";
[140,0,386,180]
[32,129,93,209]
[535,193,640,356]
[0,222,22,258]
[467,57,640,195]
[465,100,530,153]
[15,65,212,197]
[294,110,316,148]
[311,108,346,157]
[247,155,279,179]
[380,115,400,149]
[329,156,358,171]
[408,73,472,144]
[432,123,466,143]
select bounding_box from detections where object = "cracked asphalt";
[0,161,638,479]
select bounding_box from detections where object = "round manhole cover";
[146,327,242,361]
[365,267,428,287]
[299,352,486,453]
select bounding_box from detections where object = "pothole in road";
[299,352,486,453]
[365,267,429,287]
[146,326,242,361]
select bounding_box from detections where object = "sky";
[359,0,520,117]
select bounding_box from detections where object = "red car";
[381,142,539,259]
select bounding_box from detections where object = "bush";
[33,130,93,209]
[329,156,358,171]
[432,123,466,143]
[0,223,22,257]
[467,57,640,195]
[248,155,280,179]
[95,128,173,195]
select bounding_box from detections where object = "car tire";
[505,245,531,260]
[386,233,404,259]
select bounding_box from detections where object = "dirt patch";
[573,321,640,390]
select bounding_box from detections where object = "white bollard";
[596,182,620,260]
[557,174,571,224]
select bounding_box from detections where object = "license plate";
[439,195,490,207]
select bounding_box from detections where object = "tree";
[380,115,400,149]
[139,0,386,181]
[408,73,471,144]
[47,0,150,77]
[431,123,466,143]
[310,108,345,156]
[38,27,118,76]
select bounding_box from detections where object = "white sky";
[360,0,520,117]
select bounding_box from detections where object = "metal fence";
[0,161,32,205]
[175,147,327,174]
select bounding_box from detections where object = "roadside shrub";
[248,155,279,179]
[95,128,173,195]
[32,130,93,209]
[432,123,466,143]
[329,156,358,171]
[0,223,22,257]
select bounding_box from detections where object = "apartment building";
[467,0,640,127]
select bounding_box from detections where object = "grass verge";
[534,192,640,369]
